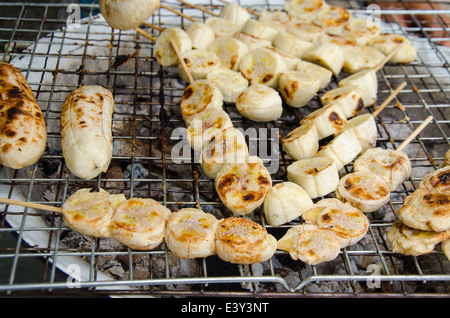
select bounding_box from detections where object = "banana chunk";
[314,5,351,35]
[241,19,279,43]
[339,68,377,106]
[321,85,364,118]
[239,47,287,89]
[206,68,249,104]
[186,22,216,50]
[180,79,224,126]
[263,181,313,226]
[300,103,347,140]
[165,208,220,259]
[237,32,272,50]
[287,156,339,199]
[154,27,192,67]
[342,18,381,46]
[286,20,325,43]
[215,157,272,215]
[205,17,240,38]
[303,42,344,76]
[335,171,390,212]
[273,31,314,58]
[282,121,319,160]
[339,113,377,153]
[279,71,321,108]
[178,49,221,83]
[284,0,329,22]
[387,220,450,256]
[354,147,411,191]
[277,224,341,265]
[215,217,277,265]
[265,46,300,70]
[111,198,171,250]
[342,45,385,74]
[367,33,417,64]
[419,166,450,194]
[186,107,233,153]
[219,2,251,30]
[443,239,450,261]
[201,127,249,179]
[296,60,332,90]
[258,10,293,32]
[236,83,283,122]
[208,36,249,72]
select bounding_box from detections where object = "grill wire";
[0,0,449,297]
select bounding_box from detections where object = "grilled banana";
[296,60,332,90]
[206,68,249,104]
[303,42,344,76]
[338,68,377,106]
[215,156,272,215]
[335,171,391,212]
[180,79,224,126]
[154,27,192,67]
[237,32,272,50]
[300,103,347,140]
[273,31,314,59]
[443,239,450,261]
[208,36,249,72]
[263,181,313,226]
[178,49,221,83]
[219,2,251,30]
[279,71,321,108]
[186,22,216,50]
[235,83,283,122]
[265,46,300,70]
[281,121,319,160]
[338,113,377,153]
[165,208,220,259]
[258,10,293,32]
[242,19,279,43]
[419,166,450,195]
[284,0,328,22]
[321,85,364,118]
[287,156,340,199]
[205,17,240,38]
[314,5,350,35]
[367,33,417,64]
[286,20,325,43]
[342,45,385,74]
[353,147,412,191]
[342,18,381,46]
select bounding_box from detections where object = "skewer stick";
[177,0,219,17]
[374,45,402,72]
[372,81,407,118]
[142,22,164,32]
[171,38,194,84]
[0,197,62,213]
[134,27,157,42]
[397,115,433,152]
[160,3,200,22]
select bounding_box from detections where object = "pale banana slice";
[208,36,249,71]
[335,171,390,213]
[99,0,159,31]
[342,18,381,46]
[284,0,329,22]
[206,68,249,104]
[219,2,251,30]
[443,239,450,261]
[235,83,283,122]
[281,121,319,160]
[277,224,341,265]
[419,165,450,194]
[314,5,351,35]
[287,156,339,199]
[279,70,321,108]
[186,22,216,50]
[178,49,221,83]
[263,181,313,226]
[354,147,411,191]
[201,127,249,179]
[237,32,272,50]
[387,220,450,256]
[154,27,192,67]
[215,217,277,265]
[342,45,385,74]
[296,60,332,90]
[321,85,364,118]
[367,33,417,64]
[302,198,369,248]
[273,31,314,58]
[215,156,272,215]
[111,198,171,250]
[303,42,344,76]
[186,107,233,153]
[258,10,293,32]
[300,103,347,140]
[180,79,224,126]
[239,47,287,89]
[315,128,362,171]
[286,20,325,43]
[205,17,240,38]
[241,19,280,43]
[265,46,300,70]
[318,33,357,53]
[338,68,377,106]
[338,113,377,153]
[165,208,220,259]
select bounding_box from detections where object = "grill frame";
[0,0,449,297]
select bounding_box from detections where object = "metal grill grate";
[0,0,449,297]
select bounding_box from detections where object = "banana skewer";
[206,68,249,104]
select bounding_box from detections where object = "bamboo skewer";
[134,27,157,42]
[170,38,194,84]
[372,81,407,118]
[177,0,218,17]
[0,197,62,213]
[397,115,433,152]
[160,3,200,22]
[374,45,402,72]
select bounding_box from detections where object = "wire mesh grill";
[0,0,449,297]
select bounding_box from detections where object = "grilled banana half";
[387,220,450,256]
[239,47,287,89]
[111,198,171,250]
[419,165,450,195]
[277,224,341,265]
[205,17,240,38]
[62,188,125,238]
[165,208,220,259]
[178,49,221,83]
[154,27,192,67]
[219,2,251,30]
[303,42,344,76]
[296,60,332,90]
[302,198,369,248]
[287,156,340,199]
[300,103,347,140]
[241,19,279,43]
[342,18,381,46]
[342,45,385,74]
[236,83,283,122]
[338,68,377,106]
[186,107,233,153]
[180,79,224,126]
[353,147,412,191]
[281,121,319,160]
[314,5,350,35]
[273,31,314,59]
[215,157,272,215]
[320,85,365,118]
[215,217,277,264]
[335,171,391,213]
[284,0,328,22]
[367,33,417,64]
[206,68,249,104]
[186,22,215,50]
[279,71,321,108]
[208,36,249,72]
[263,181,313,226]
[201,127,249,179]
